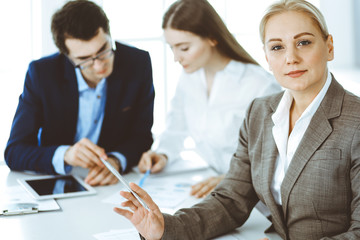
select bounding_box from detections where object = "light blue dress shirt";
[52,68,126,174]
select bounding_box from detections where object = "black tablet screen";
[26,176,87,196]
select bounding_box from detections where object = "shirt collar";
[272,70,332,125]
[221,60,245,76]
[298,70,332,120]
[272,89,293,125]
[197,60,245,83]
[75,68,106,92]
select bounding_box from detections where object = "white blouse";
[156,60,281,174]
[271,71,332,204]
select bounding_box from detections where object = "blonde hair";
[259,0,329,44]
[163,0,259,65]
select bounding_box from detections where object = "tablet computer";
[100,157,149,211]
[17,175,96,200]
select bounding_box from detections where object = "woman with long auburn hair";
[138,0,280,198]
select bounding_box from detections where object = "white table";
[0,165,281,240]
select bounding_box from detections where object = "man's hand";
[85,156,120,186]
[190,175,225,198]
[114,182,164,240]
[137,150,167,173]
[64,138,106,168]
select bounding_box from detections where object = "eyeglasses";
[73,47,114,70]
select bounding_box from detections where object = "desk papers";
[0,185,60,215]
[94,228,139,240]
[133,151,209,177]
[102,177,192,211]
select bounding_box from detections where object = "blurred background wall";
[0,0,359,163]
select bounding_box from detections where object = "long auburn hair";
[162,0,259,65]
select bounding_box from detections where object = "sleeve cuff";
[52,145,72,174]
[108,152,127,172]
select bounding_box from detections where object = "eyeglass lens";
[77,48,113,69]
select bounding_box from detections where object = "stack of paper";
[93,228,139,240]
[0,185,60,215]
[102,177,192,211]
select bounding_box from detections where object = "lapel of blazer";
[98,45,125,145]
[280,76,344,217]
[99,74,119,144]
[62,56,79,141]
[260,93,288,233]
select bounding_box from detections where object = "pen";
[139,169,151,188]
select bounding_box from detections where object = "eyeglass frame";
[67,38,116,70]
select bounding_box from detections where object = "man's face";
[66,28,114,87]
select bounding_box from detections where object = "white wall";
[355,0,360,68]
[1,0,359,164]
[320,0,358,69]
[39,0,105,56]
[39,0,359,69]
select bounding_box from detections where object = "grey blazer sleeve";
[161,78,360,239]
[320,124,360,240]
[161,102,259,240]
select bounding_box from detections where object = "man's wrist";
[108,156,122,172]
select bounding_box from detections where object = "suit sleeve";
[161,101,259,239]
[321,124,360,239]
[113,52,154,171]
[4,62,58,174]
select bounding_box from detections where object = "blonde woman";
[116,0,360,239]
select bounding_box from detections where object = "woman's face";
[164,27,216,73]
[264,11,334,96]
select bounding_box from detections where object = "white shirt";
[271,71,332,204]
[156,60,281,174]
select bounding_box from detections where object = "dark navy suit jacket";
[5,42,154,174]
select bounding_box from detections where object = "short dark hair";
[51,0,110,54]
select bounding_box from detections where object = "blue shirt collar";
[75,68,106,92]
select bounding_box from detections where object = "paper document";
[162,158,208,175]
[93,228,139,240]
[0,185,60,215]
[132,151,209,177]
[103,177,192,210]
[142,179,191,209]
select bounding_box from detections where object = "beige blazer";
[162,76,360,240]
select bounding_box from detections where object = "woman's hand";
[114,182,165,240]
[190,175,225,198]
[138,150,168,173]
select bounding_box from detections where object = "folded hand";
[190,175,225,198]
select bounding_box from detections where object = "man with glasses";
[5,0,154,186]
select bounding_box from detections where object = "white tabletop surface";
[0,164,281,240]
